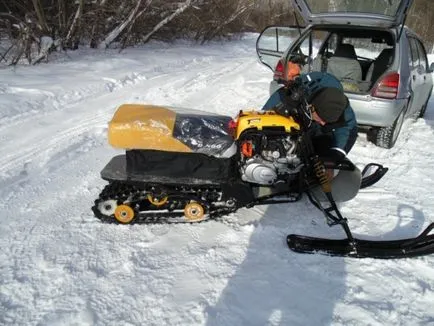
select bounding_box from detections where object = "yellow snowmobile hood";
[109,104,191,152]
[108,104,234,156]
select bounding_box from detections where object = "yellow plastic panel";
[235,110,300,139]
[108,104,191,152]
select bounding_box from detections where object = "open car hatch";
[292,0,413,28]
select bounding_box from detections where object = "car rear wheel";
[373,108,405,149]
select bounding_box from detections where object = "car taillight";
[371,72,400,99]
[273,60,284,80]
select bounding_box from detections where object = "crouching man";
[263,71,360,202]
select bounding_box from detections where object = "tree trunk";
[98,0,143,49]
[58,0,67,34]
[65,0,84,49]
[141,0,195,44]
[201,2,253,44]
[32,0,50,33]
[120,1,153,50]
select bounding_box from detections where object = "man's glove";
[276,83,303,116]
[274,90,299,117]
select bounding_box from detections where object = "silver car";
[256,0,433,148]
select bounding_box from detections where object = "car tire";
[374,108,405,149]
[418,89,432,118]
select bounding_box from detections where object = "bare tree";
[142,0,196,44]
[65,0,84,49]
[200,1,253,44]
[98,0,145,49]
[31,0,49,33]
[2,0,434,65]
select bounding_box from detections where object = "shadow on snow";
[204,196,428,325]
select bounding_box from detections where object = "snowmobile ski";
[360,163,388,189]
[287,222,434,259]
[289,173,434,259]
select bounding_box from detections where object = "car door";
[256,25,333,91]
[291,0,413,28]
[415,39,433,106]
[256,26,304,73]
[408,37,425,115]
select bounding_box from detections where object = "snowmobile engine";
[239,136,302,185]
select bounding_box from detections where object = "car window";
[341,37,390,59]
[328,34,338,54]
[304,0,402,16]
[294,30,330,59]
[408,37,420,69]
[256,27,301,70]
[323,33,338,56]
[256,27,300,54]
[416,40,428,72]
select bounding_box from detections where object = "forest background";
[1,0,433,65]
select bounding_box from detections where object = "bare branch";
[142,0,195,44]
[65,0,84,48]
[98,0,144,49]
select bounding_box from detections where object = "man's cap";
[310,87,348,123]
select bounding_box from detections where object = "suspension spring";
[312,156,331,193]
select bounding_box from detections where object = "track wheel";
[147,194,168,207]
[184,202,205,222]
[114,205,135,224]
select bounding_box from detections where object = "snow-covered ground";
[1,34,434,326]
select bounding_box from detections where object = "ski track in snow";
[1,36,434,326]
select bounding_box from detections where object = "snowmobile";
[92,81,434,259]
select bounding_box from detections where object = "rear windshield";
[342,37,393,59]
[304,0,401,16]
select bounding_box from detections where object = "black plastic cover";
[126,150,236,183]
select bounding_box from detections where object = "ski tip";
[360,163,389,189]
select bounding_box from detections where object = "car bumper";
[347,94,407,127]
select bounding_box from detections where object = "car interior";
[297,28,395,93]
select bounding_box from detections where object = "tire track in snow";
[0,55,219,132]
[2,41,434,326]
[0,110,108,184]
[0,56,254,187]
[0,54,258,280]
[0,56,260,282]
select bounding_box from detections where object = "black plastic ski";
[360,163,388,189]
[287,222,434,259]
